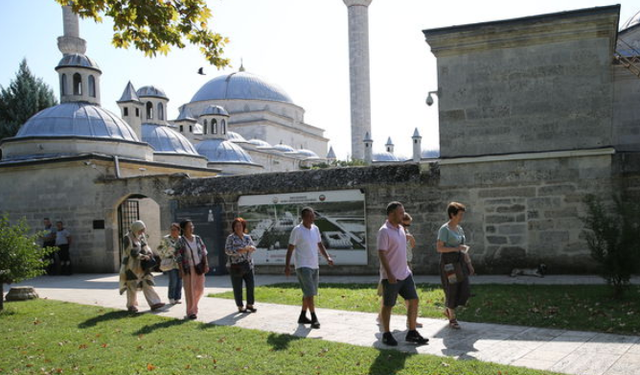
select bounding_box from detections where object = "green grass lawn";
[210,283,640,335]
[0,299,561,375]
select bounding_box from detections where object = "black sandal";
[246,306,257,313]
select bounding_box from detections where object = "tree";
[0,213,55,311]
[582,194,640,298]
[0,59,58,140]
[58,0,230,69]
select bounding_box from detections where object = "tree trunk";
[0,283,4,311]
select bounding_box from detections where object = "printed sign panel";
[238,189,367,265]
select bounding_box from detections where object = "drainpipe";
[113,155,121,179]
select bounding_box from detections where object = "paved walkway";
[5,274,640,375]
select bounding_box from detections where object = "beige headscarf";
[130,220,146,235]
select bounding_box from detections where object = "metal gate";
[117,199,140,260]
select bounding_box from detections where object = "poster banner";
[238,189,367,265]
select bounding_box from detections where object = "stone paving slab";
[4,273,640,375]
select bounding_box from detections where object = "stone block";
[496,204,525,213]
[487,236,508,244]
[527,197,562,209]
[5,286,38,301]
[479,187,536,198]
[538,184,576,196]
[528,220,555,231]
[498,224,527,235]
[486,215,515,224]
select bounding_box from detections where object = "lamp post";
[425,90,438,106]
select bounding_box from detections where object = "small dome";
[297,149,320,159]
[56,53,101,72]
[190,71,293,104]
[621,10,640,30]
[15,102,138,141]
[248,139,272,148]
[196,139,255,163]
[142,123,199,155]
[373,151,400,162]
[200,105,229,117]
[273,143,295,153]
[227,131,247,143]
[421,149,440,158]
[137,85,168,99]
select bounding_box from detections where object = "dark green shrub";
[582,194,640,298]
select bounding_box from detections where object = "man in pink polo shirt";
[378,201,428,346]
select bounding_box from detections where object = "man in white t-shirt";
[285,207,334,329]
[378,202,428,346]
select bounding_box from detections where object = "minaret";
[55,6,102,105]
[343,0,372,161]
[363,132,373,165]
[385,137,394,154]
[117,82,144,139]
[412,128,422,162]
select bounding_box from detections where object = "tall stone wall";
[423,6,620,158]
[170,153,637,275]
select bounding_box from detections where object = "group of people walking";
[116,200,473,347]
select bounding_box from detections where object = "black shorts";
[381,274,418,307]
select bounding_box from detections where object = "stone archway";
[115,194,162,262]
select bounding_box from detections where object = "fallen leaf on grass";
[146,363,156,371]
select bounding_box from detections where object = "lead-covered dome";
[137,85,168,99]
[142,124,198,155]
[621,10,640,30]
[56,53,101,72]
[196,139,255,163]
[190,71,294,104]
[15,102,138,141]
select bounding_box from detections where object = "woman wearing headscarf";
[119,220,165,313]
[225,217,257,313]
[176,219,209,319]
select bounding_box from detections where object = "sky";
[1,0,638,160]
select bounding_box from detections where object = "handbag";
[443,262,465,284]
[141,256,157,272]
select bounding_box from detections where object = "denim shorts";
[296,267,319,297]
[381,274,418,307]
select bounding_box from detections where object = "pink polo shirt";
[377,220,411,280]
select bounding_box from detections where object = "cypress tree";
[0,59,57,140]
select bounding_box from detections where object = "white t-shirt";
[288,223,322,269]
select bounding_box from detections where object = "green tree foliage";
[0,213,55,311]
[0,59,57,140]
[58,0,230,68]
[582,194,640,298]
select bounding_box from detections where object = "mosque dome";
[296,149,320,159]
[137,85,168,99]
[56,53,101,72]
[141,123,199,155]
[373,151,400,162]
[196,139,255,163]
[15,102,138,141]
[272,143,295,153]
[190,71,294,104]
[200,105,229,116]
[248,139,273,148]
[227,131,248,143]
[621,10,640,30]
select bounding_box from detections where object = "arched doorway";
[116,194,161,261]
